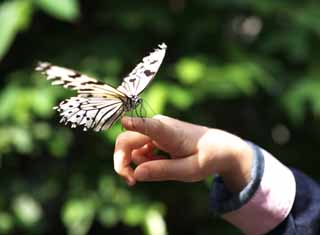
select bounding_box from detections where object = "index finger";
[114,131,151,185]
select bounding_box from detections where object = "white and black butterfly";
[36,43,167,131]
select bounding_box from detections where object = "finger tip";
[126,177,136,186]
[121,116,130,128]
[121,117,143,132]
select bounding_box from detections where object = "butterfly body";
[36,43,167,131]
[123,95,142,112]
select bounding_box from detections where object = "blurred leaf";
[0,0,32,60]
[104,122,122,142]
[49,129,72,157]
[168,85,193,110]
[62,197,96,235]
[12,194,43,227]
[144,205,167,235]
[282,78,320,124]
[0,212,13,233]
[0,85,19,122]
[0,127,12,153]
[98,175,116,199]
[98,205,119,227]
[35,0,80,21]
[11,127,33,153]
[33,122,51,140]
[142,82,168,115]
[112,188,131,206]
[32,87,56,117]
[290,4,320,32]
[176,58,206,85]
[123,204,146,226]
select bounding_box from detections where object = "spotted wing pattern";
[117,43,167,96]
[55,97,125,131]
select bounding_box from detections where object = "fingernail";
[135,168,149,181]
[122,116,129,123]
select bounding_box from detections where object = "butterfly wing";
[36,62,125,99]
[55,96,126,131]
[36,62,129,131]
[117,43,167,96]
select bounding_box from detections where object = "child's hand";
[114,115,253,192]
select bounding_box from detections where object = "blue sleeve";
[210,143,320,234]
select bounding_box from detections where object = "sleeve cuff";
[209,143,296,235]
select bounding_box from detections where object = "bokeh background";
[1,0,320,234]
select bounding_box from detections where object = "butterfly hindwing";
[117,43,167,96]
[56,97,124,131]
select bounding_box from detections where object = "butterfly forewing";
[36,43,167,131]
[36,62,125,98]
[117,43,167,96]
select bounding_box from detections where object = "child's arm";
[113,115,319,234]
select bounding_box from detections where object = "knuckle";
[183,160,203,182]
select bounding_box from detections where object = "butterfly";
[36,43,167,131]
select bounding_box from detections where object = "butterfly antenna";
[139,101,148,134]
[139,100,147,118]
[142,100,157,117]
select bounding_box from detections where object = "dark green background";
[1,0,320,234]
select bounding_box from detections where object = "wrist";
[217,136,253,193]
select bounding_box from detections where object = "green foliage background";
[1,0,320,234]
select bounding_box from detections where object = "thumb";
[134,156,202,182]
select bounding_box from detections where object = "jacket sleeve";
[209,142,320,235]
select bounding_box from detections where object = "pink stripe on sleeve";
[222,149,296,235]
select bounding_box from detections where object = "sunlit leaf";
[35,0,80,21]
[32,88,56,117]
[0,0,32,60]
[144,206,167,235]
[62,197,96,235]
[167,85,193,110]
[11,127,33,153]
[12,194,43,227]
[176,58,206,85]
[123,204,146,226]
